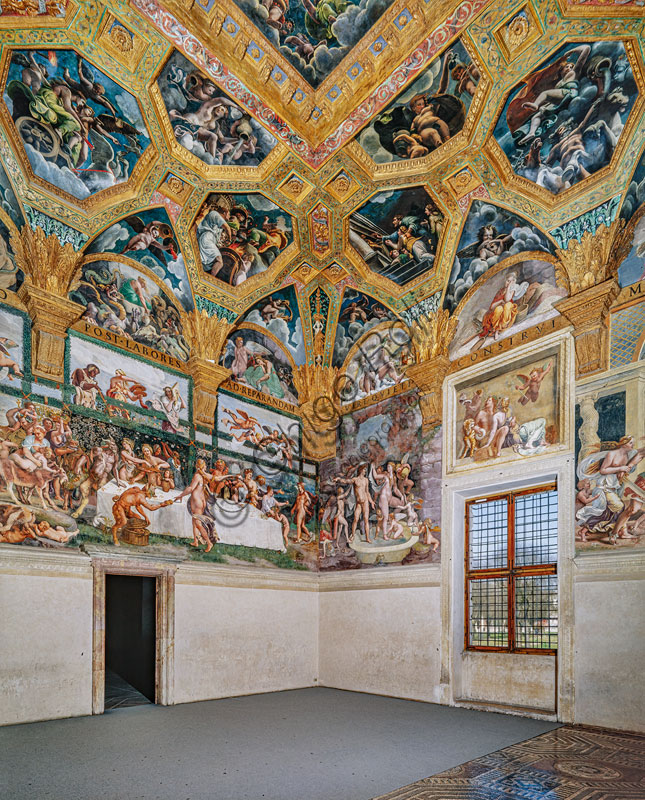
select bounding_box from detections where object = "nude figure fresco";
[68,334,190,436]
[493,40,638,194]
[356,39,479,164]
[0,384,317,568]
[3,49,150,199]
[454,351,560,467]
[157,51,277,167]
[232,0,396,89]
[220,328,299,405]
[349,186,445,285]
[340,322,413,405]
[194,193,293,287]
[448,261,567,360]
[86,210,193,310]
[443,201,555,313]
[0,306,25,386]
[217,391,300,469]
[318,391,441,569]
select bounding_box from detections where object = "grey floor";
[1,688,559,800]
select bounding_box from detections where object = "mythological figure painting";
[493,41,638,194]
[444,201,555,313]
[340,322,412,404]
[239,285,305,365]
[349,186,445,285]
[233,0,396,89]
[576,380,645,552]
[70,261,190,361]
[448,261,567,360]
[3,49,150,199]
[217,392,300,469]
[356,39,479,164]
[332,289,394,368]
[194,192,293,286]
[157,51,277,167]
[0,221,21,293]
[0,306,24,385]
[318,392,441,569]
[68,335,190,435]
[87,210,193,310]
[221,329,299,405]
[454,350,561,467]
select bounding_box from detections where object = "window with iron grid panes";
[465,484,558,654]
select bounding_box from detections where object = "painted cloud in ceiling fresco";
[332,288,395,367]
[221,328,298,405]
[493,40,638,195]
[618,146,645,287]
[70,260,190,361]
[449,260,567,361]
[194,192,292,287]
[86,209,193,311]
[157,51,277,167]
[444,201,555,314]
[239,285,305,365]
[3,50,150,200]
[349,186,445,285]
[356,39,479,164]
[234,0,396,89]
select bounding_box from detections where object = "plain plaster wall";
[318,567,442,703]
[573,564,645,733]
[0,551,94,725]
[173,565,319,705]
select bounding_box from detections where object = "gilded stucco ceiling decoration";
[0,0,643,371]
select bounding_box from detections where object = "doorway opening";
[104,574,157,710]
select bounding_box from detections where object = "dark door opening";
[104,574,156,709]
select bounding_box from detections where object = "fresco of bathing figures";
[68,334,190,436]
[0,391,316,568]
[340,321,413,405]
[233,0,396,89]
[221,328,298,405]
[493,41,639,195]
[195,193,293,287]
[3,50,150,199]
[239,285,305,365]
[444,201,555,313]
[455,351,560,467]
[357,39,480,164]
[449,261,567,360]
[70,261,190,361]
[349,186,445,285]
[318,391,441,569]
[86,210,193,310]
[0,306,25,386]
[157,51,277,167]
[332,289,395,368]
[217,391,300,469]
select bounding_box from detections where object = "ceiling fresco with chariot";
[0,0,644,375]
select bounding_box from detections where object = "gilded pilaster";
[406,356,450,432]
[293,365,340,462]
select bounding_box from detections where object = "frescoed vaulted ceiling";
[1,0,645,378]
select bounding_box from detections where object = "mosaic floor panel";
[374,725,645,800]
